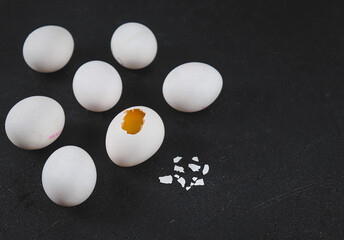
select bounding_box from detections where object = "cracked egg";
[105,106,165,167]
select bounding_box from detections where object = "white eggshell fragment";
[174,165,185,173]
[42,146,97,207]
[194,179,205,186]
[5,96,65,150]
[188,163,201,172]
[159,175,173,184]
[110,22,157,69]
[202,164,210,175]
[173,156,182,163]
[73,60,122,112]
[177,177,186,188]
[23,25,74,73]
[162,62,223,112]
[105,106,165,167]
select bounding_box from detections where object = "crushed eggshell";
[159,156,209,191]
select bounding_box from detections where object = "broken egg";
[5,96,65,150]
[105,106,165,167]
[162,62,223,112]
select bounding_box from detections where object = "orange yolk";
[121,109,146,134]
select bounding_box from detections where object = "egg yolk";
[121,109,146,134]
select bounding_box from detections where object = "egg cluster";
[5,22,222,207]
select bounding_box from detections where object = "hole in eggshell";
[121,108,146,134]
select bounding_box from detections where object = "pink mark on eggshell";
[49,129,63,139]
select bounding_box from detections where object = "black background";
[1,0,344,239]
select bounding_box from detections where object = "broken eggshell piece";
[105,106,165,167]
[159,175,173,184]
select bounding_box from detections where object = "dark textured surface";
[1,0,344,239]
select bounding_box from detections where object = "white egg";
[42,146,97,207]
[73,60,122,112]
[162,62,223,112]
[110,22,157,69]
[5,96,65,150]
[105,106,165,167]
[23,25,74,73]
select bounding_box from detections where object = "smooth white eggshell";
[105,106,165,167]
[110,22,157,69]
[162,62,223,112]
[5,96,65,150]
[23,25,74,73]
[42,146,97,207]
[73,60,122,112]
